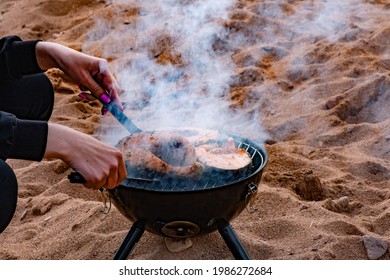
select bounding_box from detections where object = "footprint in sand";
[327,75,390,124]
[30,194,69,216]
[371,212,390,236]
[322,220,364,236]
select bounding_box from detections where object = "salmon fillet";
[116,131,204,178]
[195,137,252,170]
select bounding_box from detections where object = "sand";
[0,0,389,260]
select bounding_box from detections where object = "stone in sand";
[363,235,388,260]
[164,237,193,253]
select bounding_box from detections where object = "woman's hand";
[44,123,127,189]
[35,41,123,110]
[36,42,127,189]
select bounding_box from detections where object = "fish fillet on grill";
[195,137,252,171]
[163,127,252,171]
[116,131,204,178]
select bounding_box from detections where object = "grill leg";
[217,221,250,260]
[113,220,145,260]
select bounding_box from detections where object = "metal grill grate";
[121,138,266,192]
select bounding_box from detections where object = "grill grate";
[121,138,266,192]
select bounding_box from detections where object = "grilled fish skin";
[116,131,204,178]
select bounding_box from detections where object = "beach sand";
[0,0,389,260]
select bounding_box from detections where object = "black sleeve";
[0,111,48,161]
[0,36,48,161]
[0,35,43,80]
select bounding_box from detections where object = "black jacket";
[0,36,47,161]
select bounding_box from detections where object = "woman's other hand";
[44,123,127,189]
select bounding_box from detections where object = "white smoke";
[84,0,268,145]
[83,0,386,145]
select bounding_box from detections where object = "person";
[0,35,127,233]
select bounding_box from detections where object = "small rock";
[337,196,349,208]
[300,204,309,210]
[363,235,388,260]
[164,237,193,253]
[322,196,350,213]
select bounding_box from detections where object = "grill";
[120,138,263,191]
[107,133,268,260]
[69,132,268,259]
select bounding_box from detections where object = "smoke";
[83,0,386,145]
[119,0,234,127]
[83,0,268,145]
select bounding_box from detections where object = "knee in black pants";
[0,160,18,234]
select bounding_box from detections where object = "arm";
[0,36,42,80]
[0,111,47,161]
[0,112,127,189]
[35,42,128,189]
[44,123,126,189]
[0,36,49,161]
[35,42,123,109]
[1,37,127,189]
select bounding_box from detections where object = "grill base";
[113,219,250,260]
[109,134,267,260]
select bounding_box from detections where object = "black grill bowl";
[108,134,268,237]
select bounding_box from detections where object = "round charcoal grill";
[105,133,268,260]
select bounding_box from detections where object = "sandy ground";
[0,0,389,260]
